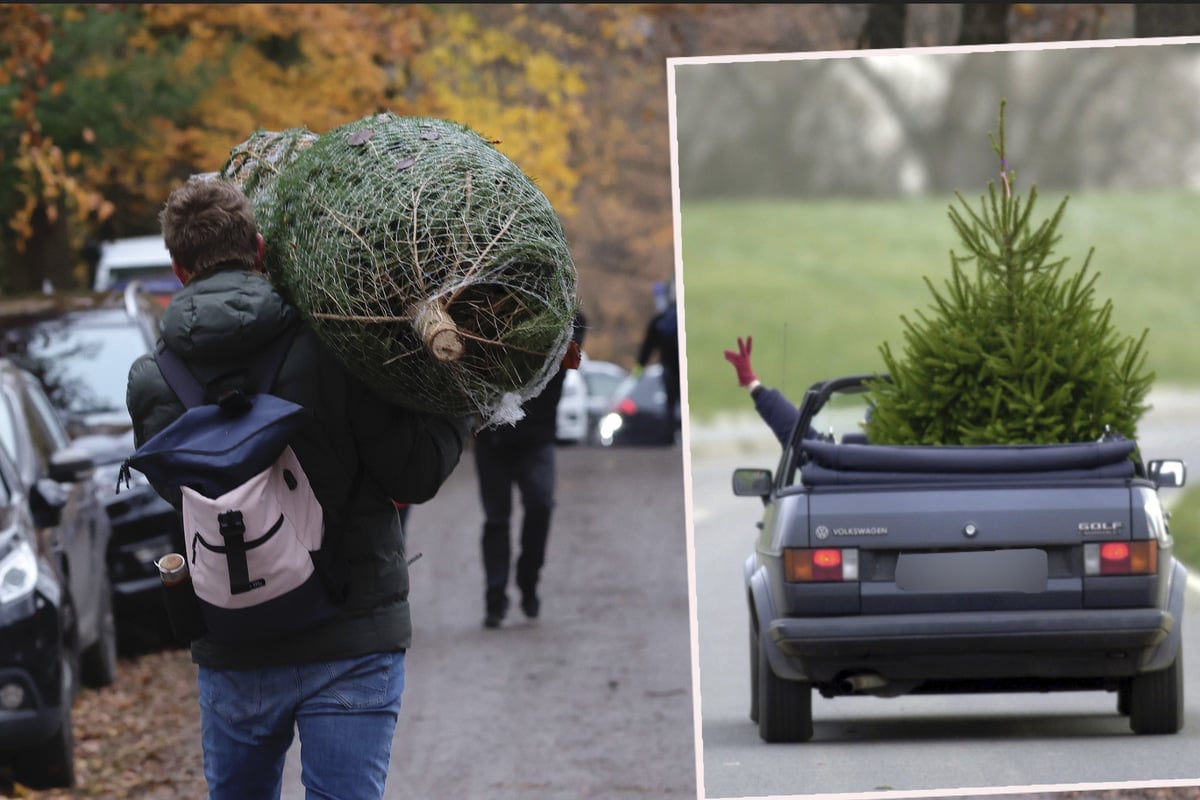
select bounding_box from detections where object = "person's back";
[126,177,467,800]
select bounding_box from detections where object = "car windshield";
[583,370,624,400]
[0,312,143,421]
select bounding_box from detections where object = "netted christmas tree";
[203,112,579,427]
[864,100,1153,446]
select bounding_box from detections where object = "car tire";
[14,642,78,789]
[757,624,813,743]
[1128,648,1183,735]
[1116,683,1131,716]
[749,617,760,724]
[82,576,119,688]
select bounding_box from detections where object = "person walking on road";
[126,177,468,800]
[474,310,586,629]
[636,283,681,440]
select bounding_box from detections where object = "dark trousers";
[474,438,556,613]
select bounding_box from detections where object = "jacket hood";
[160,270,297,362]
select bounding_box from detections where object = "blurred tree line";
[2,3,1197,363]
[676,6,1200,203]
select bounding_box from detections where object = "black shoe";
[484,587,508,629]
[521,594,540,620]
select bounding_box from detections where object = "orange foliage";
[88,5,586,222]
[1,4,112,251]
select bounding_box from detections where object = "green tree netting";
[206,113,579,427]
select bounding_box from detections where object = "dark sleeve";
[349,392,469,506]
[752,386,800,447]
[126,353,188,508]
[636,315,659,368]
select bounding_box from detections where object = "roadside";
[4,444,697,800]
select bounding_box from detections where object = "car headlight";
[597,412,623,446]
[0,540,37,604]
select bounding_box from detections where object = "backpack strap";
[154,341,205,409]
[154,324,301,410]
[252,324,300,395]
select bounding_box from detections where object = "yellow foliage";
[407,10,588,216]
[7,3,597,255]
[2,5,113,254]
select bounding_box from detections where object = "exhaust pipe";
[838,672,888,693]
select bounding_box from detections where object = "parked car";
[597,363,675,447]
[0,359,117,789]
[556,368,590,444]
[88,234,180,299]
[0,284,183,648]
[555,356,630,445]
[579,358,629,441]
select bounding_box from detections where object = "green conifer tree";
[864,100,1153,446]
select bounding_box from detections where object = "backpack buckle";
[217,389,253,415]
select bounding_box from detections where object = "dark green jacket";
[126,268,466,669]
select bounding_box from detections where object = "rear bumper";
[769,606,1172,683]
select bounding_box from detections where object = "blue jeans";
[197,651,405,800]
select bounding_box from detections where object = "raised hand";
[723,335,757,387]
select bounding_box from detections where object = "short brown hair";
[158,177,259,277]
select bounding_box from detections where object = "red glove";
[561,340,581,370]
[723,336,757,387]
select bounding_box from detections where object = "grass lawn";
[679,190,1200,422]
[1166,484,1200,572]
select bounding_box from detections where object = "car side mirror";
[1148,459,1186,489]
[732,468,772,499]
[30,477,67,528]
[48,446,95,483]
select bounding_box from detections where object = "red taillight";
[784,548,857,582]
[1088,540,1157,575]
[811,549,843,581]
[616,398,638,416]
[1099,542,1130,575]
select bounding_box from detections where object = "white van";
[93,235,181,294]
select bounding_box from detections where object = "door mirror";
[30,477,67,528]
[732,468,772,499]
[48,446,95,484]
[1148,459,1187,489]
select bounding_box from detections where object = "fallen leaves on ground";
[3,646,207,799]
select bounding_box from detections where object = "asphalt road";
[280,442,699,800]
[688,387,1200,800]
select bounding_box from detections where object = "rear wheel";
[749,617,759,723]
[756,625,813,743]
[1128,649,1183,735]
[81,576,118,688]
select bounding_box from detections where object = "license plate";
[895,548,1048,593]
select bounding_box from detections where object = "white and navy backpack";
[121,327,339,643]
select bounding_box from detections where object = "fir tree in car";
[734,100,1187,744]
